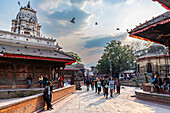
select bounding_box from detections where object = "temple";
[0,2,76,89]
[128,0,170,75]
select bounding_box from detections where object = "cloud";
[84,33,127,48]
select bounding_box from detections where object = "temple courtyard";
[41,86,170,113]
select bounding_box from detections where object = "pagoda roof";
[128,11,170,47]
[152,0,170,10]
[0,44,76,65]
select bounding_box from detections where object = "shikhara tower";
[11,1,41,37]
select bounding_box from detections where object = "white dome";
[16,7,38,23]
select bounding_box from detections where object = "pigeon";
[16,42,19,44]
[116,28,120,30]
[70,17,75,23]
[95,22,98,25]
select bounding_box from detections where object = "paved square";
[41,86,170,113]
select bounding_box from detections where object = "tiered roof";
[152,0,170,10]
[128,11,170,47]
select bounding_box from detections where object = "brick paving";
[41,86,170,113]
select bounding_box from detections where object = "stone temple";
[0,2,76,89]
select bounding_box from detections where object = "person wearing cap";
[43,82,53,110]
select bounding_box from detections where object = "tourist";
[150,74,155,93]
[97,79,101,94]
[86,78,90,91]
[153,74,159,93]
[95,78,98,93]
[50,81,53,103]
[157,75,163,92]
[43,82,53,110]
[27,75,32,89]
[58,75,63,88]
[101,77,105,94]
[43,75,48,87]
[39,75,43,88]
[91,80,94,91]
[104,77,109,98]
[116,79,121,94]
[109,77,114,97]
[161,75,169,91]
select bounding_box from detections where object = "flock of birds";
[70,17,120,31]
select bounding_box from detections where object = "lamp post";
[108,57,112,78]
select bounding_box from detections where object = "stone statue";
[27,1,30,8]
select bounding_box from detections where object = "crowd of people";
[85,76,121,98]
[150,74,170,93]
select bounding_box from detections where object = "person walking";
[116,79,121,94]
[104,77,109,98]
[91,80,94,91]
[27,75,32,89]
[43,82,53,110]
[95,78,98,93]
[97,79,101,94]
[86,78,90,91]
[109,77,114,97]
[39,75,43,88]
[101,77,105,94]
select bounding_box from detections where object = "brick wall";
[0,85,75,113]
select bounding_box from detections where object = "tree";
[96,40,135,76]
[67,52,82,64]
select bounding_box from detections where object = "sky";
[0,0,167,68]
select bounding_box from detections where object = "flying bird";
[18,1,20,6]
[116,28,120,30]
[70,17,75,24]
[95,22,98,25]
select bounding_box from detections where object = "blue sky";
[0,0,167,68]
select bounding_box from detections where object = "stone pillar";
[32,65,35,87]
[12,64,17,88]
[48,66,51,80]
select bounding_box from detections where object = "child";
[91,80,94,91]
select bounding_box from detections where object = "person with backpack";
[104,77,109,98]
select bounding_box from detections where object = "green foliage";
[67,52,82,63]
[96,40,135,75]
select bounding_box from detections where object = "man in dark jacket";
[95,78,98,93]
[86,78,90,91]
[27,75,32,89]
[43,82,53,110]
[103,78,109,98]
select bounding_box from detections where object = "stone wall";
[0,85,75,113]
[135,90,170,105]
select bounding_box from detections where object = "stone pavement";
[41,86,170,113]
